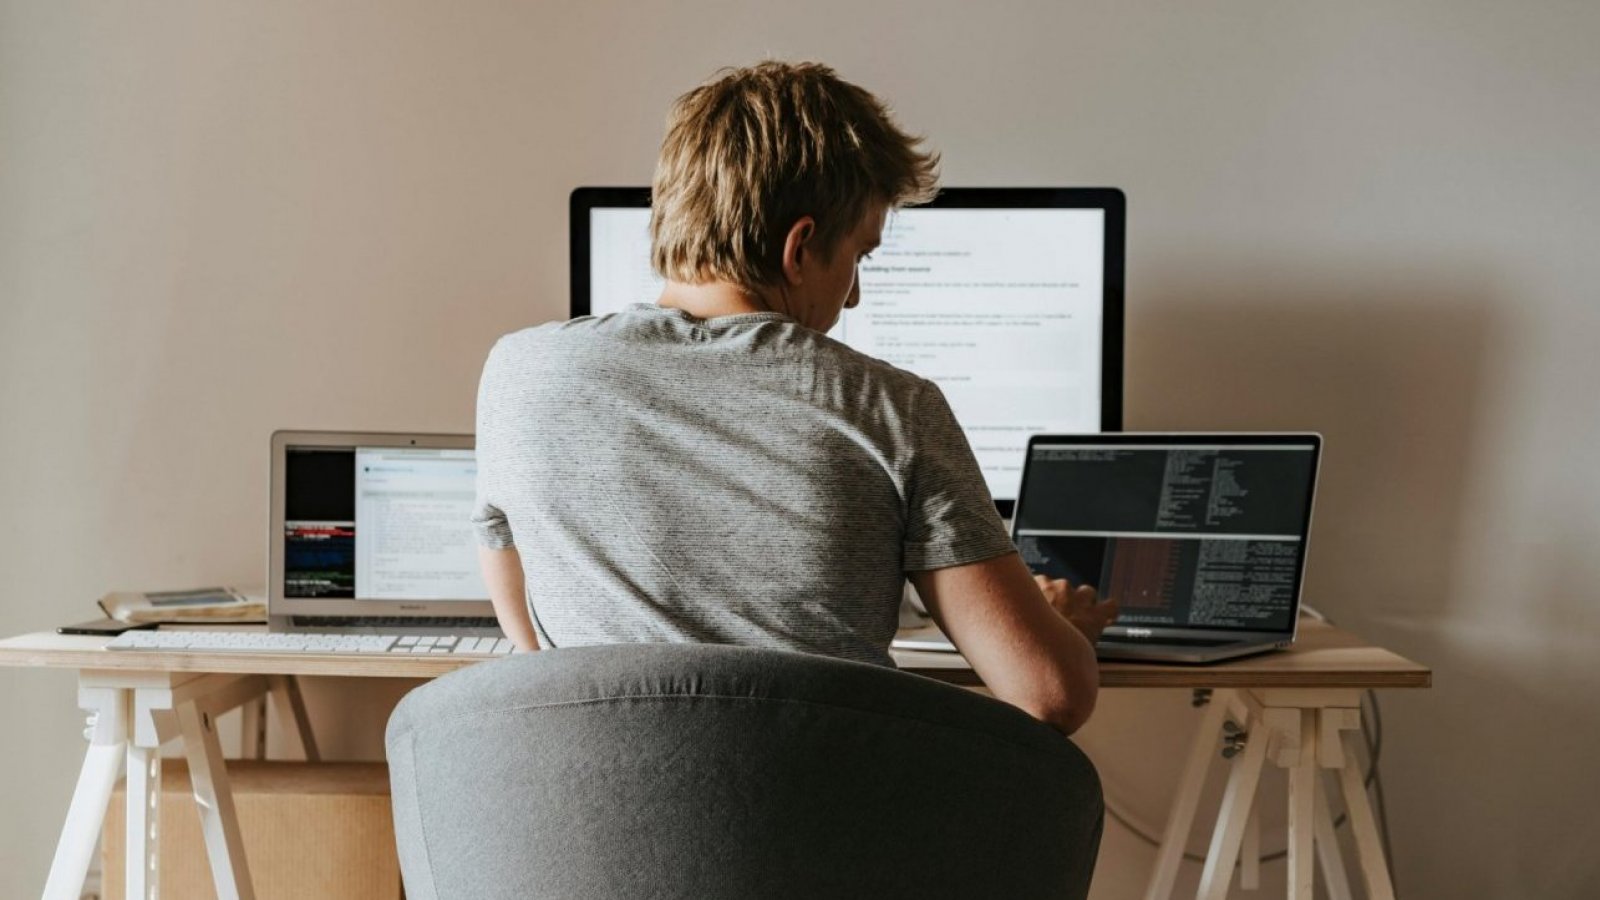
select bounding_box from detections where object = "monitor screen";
[572,187,1125,514]
[1013,437,1320,634]
[283,445,489,601]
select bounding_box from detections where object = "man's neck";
[657,280,776,319]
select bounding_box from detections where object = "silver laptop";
[268,430,502,637]
[1012,433,1321,663]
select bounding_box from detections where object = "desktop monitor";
[571,186,1125,517]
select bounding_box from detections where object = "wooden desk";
[0,620,1429,900]
[902,621,1430,900]
[895,619,1430,690]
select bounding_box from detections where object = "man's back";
[472,304,1012,666]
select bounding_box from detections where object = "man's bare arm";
[910,552,1115,735]
[479,546,539,652]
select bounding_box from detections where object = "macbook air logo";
[398,604,426,610]
[1126,628,1153,638]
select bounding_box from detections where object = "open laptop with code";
[1013,433,1322,663]
[107,431,509,656]
[267,430,502,638]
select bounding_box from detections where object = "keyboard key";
[105,630,511,657]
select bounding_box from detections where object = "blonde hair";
[650,61,939,289]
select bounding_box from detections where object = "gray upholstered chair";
[386,643,1103,899]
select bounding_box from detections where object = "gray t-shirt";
[472,304,1014,667]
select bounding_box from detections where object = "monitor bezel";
[267,429,495,621]
[1013,432,1324,640]
[570,186,1127,517]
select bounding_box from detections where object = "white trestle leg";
[43,686,128,900]
[178,698,258,900]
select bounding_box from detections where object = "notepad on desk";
[98,586,266,625]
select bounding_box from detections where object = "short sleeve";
[472,338,516,549]
[901,380,1017,572]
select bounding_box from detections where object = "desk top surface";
[0,620,1429,689]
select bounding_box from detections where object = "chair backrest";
[386,643,1102,900]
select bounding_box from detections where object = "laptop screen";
[283,444,489,602]
[1013,437,1319,634]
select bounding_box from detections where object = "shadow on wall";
[1124,265,1496,632]
[1386,618,1600,899]
[1076,264,1504,896]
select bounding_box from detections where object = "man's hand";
[1034,575,1119,644]
[911,553,1102,735]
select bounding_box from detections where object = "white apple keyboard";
[106,630,514,657]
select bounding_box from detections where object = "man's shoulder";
[485,308,935,404]
[489,310,634,356]
[804,329,932,398]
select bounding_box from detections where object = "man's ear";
[780,216,817,286]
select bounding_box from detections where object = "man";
[473,61,1116,735]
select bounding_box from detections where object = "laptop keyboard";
[290,615,501,629]
[1098,634,1236,648]
[105,630,514,657]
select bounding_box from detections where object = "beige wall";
[4,2,1598,897]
